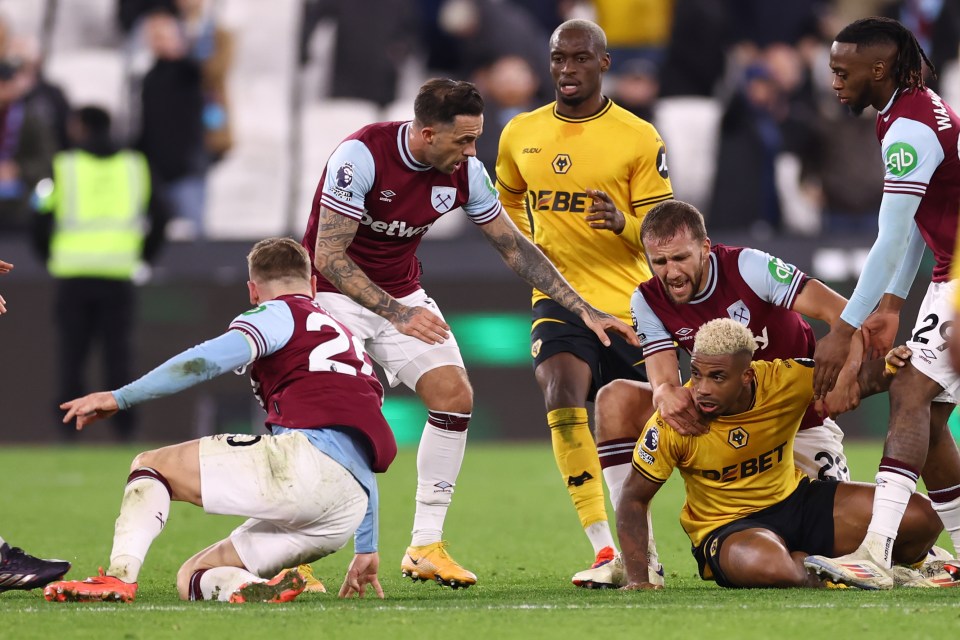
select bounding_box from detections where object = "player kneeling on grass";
[44,238,397,604]
[616,318,950,590]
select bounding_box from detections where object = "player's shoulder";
[232,298,293,323]
[756,357,814,382]
[503,103,559,132]
[605,102,663,140]
[347,120,401,141]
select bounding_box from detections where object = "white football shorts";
[315,288,465,389]
[793,418,850,482]
[905,279,960,404]
[199,431,367,578]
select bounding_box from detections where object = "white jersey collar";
[689,251,718,305]
[397,122,432,172]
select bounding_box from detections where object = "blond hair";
[693,318,758,357]
[247,237,311,284]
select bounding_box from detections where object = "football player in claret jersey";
[45,238,396,604]
[495,19,672,582]
[807,17,960,585]
[302,78,635,588]
[617,319,943,590]
[572,199,865,589]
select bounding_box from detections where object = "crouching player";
[44,238,397,603]
[617,318,950,590]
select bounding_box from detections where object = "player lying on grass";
[616,318,953,590]
[44,238,397,604]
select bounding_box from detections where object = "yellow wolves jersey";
[495,100,673,322]
[632,359,814,547]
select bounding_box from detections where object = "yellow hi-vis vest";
[39,150,151,279]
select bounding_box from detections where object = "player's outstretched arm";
[478,213,638,347]
[313,206,449,344]
[338,552,384,599]
[617,471,663,591]
[60,391,120,430]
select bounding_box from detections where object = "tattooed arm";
[312,206,450,344]
[477,213,638,346]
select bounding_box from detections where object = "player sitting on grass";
[44,238,397,603]
[616,318,952,590]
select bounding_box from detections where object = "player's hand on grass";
[578,307,639,347]
[655,385,709,436]
[584,189,625,234]
[861,310,899,360]
[339,552,384,599]
[621,582,663,591]
[61,391,120,430]
[391,304,450,345]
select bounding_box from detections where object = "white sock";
[107,468,172,583]
[584,521,617,554]
[198,566,261,602]
[601,463,658,564]
[931,495,960,555]
[411,415,469,546]
[0,535,6,550]
[602,463,631,513]
[646,509,660,567]
[865,470,917,568]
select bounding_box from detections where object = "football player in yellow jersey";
[495,18,673,579]
[617,319,943,590]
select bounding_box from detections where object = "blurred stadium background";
[0,0,958,445]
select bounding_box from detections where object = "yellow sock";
[548,407,607,528]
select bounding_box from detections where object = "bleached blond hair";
[693,318,758,357]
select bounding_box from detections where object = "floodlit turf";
[1,442,958,639]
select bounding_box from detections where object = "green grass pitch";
[1,442,958,639]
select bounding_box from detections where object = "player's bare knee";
[595,381,648,440]
[129,450,158,473]
[417,368,473,413]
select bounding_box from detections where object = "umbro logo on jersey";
[379,189,396,202]
[676,327,693,336]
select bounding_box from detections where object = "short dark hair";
[413,78,484,127]
[551,19,607,54]
[835,16,936,91]
[640,200,707,244]
[75,106,112,138]
[247,237,311,283]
